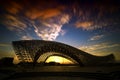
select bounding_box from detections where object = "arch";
[33,44,84,66]
[37,52,78,64]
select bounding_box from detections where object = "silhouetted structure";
[12,40,115,66]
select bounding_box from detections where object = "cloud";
[21,36,33,40]
[5,1,22,14]
[33,14,70,41]
[60,30,67,36]
[74,20,108,31]
[26,8,63,20]
[75,21,94,30]
[79,42,120,56]
[4,15,27,32]
[90,35,104,41]
[1,0,69,41]
[1,0,120,40]
[73,1,120,31]
[2,14,31,39]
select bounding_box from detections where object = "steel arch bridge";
[12,40,115,66]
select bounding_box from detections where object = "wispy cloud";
[60,29,67,36]
[73,1,120,31]
[4,14,27,32]
[75,21,94,30]
[21,36,33,40]
[90,35,104,41]
[79,42,120,56]
[33,14,70,41]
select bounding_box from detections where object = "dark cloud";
[72,0,120,30]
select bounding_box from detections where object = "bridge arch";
[37,52,78,64]
[34,44,84,66]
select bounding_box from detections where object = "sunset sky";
[0,0,120,61]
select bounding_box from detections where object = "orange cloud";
[25,3,65,20]
[26,8,62,20]
[75,21,94,30]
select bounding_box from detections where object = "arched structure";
[37,52,78,64]
[12,40,115,66]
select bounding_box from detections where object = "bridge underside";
[37,52,78,64]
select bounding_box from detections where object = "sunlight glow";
[46,56,74,64]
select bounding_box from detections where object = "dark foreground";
[0,66,120,80]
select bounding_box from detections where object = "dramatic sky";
[0,0,120,61]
